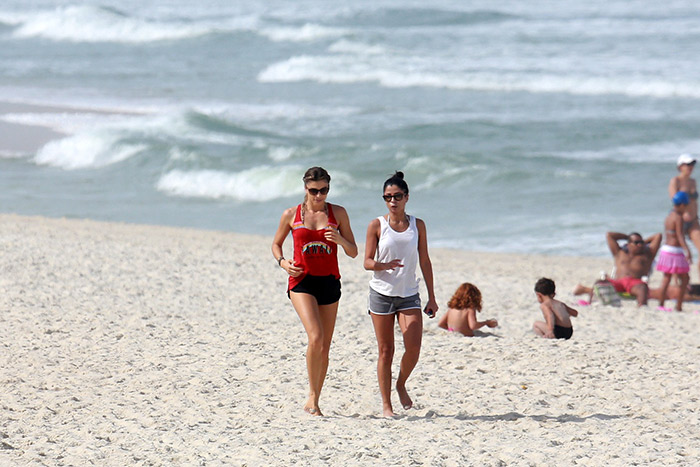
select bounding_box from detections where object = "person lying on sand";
[576,282,700,304]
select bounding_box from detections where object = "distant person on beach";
[656,191,692,311]
[438,282,498,336]
[649,283,700,302]
[668,153,700,277]
[364,171,438,417]
[533,278,578,340]
[271,166,358,416]
[573,231,662,306]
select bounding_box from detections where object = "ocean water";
[1,0,700,256]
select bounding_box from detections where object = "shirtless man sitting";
[574,231,662,306]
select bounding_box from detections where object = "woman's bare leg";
[290,292,338,416]
[658,273,672,309]
[315,302,339,397]
[396,309,422,410]
[370,312,396,417]
[676,274,689,311]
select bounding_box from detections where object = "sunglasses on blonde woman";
[307,186,329,196]
[382,193,405,202]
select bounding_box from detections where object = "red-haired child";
[438,283,497,336]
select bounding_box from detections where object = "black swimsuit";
[553,324,573,340]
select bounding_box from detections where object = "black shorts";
[554,324,573,340]
[288,274,341,306]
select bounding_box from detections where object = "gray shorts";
[368,287,421,315]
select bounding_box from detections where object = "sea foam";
[34,132,146,170]
[259,23,349,42]
[6,5,232,43]
[156,166,304,201]
[259,55,700,99]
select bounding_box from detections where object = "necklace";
[301,201,328,224]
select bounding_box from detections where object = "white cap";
[677,153,697,167]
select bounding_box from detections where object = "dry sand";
[1,213,699,465]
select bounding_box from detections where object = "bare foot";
[382,403,394,418]
[396,381,412,410]
[304,406,323,416]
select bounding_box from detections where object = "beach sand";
[1,213,699,465]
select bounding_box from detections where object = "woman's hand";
[423,297,439,318]
[324,227,343,245]
[282,259,304,278]
[486,319,498,328]
[380,259,404,271]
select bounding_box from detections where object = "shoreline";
[0,99,143,156]
[0,101,72,156]
[2,213,699,465]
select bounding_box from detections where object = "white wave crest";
[34,132,146,169]
[260,23,349,42]
[259,55,700,99]
[268,146,296,162]
[328,39,387,55]
[0,111,136,134]
[156,166,305,201]
[0,10,25,26]
[0,149,25,159]
[557,140,700,164]
[8,5,222,43]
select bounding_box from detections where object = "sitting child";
[533,277,578,340]
[438,283,498,336]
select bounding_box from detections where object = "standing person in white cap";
[669,153,699,278]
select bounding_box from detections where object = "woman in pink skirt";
[657,191,693,311]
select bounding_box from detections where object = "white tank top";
[369,214,420,297]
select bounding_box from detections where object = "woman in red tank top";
[271,167,357,416]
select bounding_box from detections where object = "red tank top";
[288,203,340,291]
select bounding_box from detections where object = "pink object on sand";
[577,299,590,306]
[657,306,673,312]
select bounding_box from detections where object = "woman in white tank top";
[363,171,438,417]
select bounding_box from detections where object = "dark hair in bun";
[383,171,408,194]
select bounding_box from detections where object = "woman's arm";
[416,218,438,317]
[668,176,679,198]
[271,208,303,277]
[324,205,358,258]
[363,218,402,271]
[676,213,692,263]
